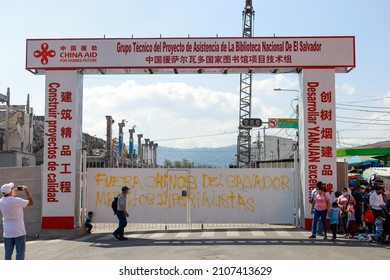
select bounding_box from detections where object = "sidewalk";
[1,225,389,260]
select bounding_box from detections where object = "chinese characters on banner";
[42,70,82,229]
[26,37,355,71]
[300,69,336,225]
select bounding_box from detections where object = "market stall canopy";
[362,167,390,191]
[346,155,382,167]
[362,167,390,181]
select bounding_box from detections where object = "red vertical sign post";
[42,70,83,229]
[300,69,336,229]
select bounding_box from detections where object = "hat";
[1,182,15,195]
[374,178,384,185]
[121,186,130,192]
[359,185,366,189]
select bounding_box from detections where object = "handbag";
[339,195,350,218]
[340,209,347,218]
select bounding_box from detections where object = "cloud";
[336,83,356,95]
[83,79,239,148]
[252,75,299,120]
[83,74,368,149]
[253,74,299,95]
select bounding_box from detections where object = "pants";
[366,223,374,233]
[346,220,356,237]
[316,219,323,234]
[311,218,323,235]
[340,215,348,234]
[85,223,93,233]
[4,235,26,260]
[355,209,363,227]
[312,209,327,236]
[331,224,337,239]
[368,233,382,242]
[113,211,127,238]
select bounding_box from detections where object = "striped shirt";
[375,218,384,235]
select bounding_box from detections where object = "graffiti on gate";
[91,171,293,213]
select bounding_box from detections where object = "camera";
[17,186,24,191]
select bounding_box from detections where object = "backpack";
[111,195,119,215]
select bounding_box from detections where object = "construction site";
[0,103,160,169]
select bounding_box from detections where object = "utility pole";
[263,126,266,161]
[256,131,261,162]
[237,0,255,168]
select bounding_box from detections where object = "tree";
[163,159,173,168]
[162,158,195,168]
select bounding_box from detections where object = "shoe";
[112,233,120,240]
[331,238,336,241]
[118,236,128,240]
[323,236,327,240]
[309,235,316,239]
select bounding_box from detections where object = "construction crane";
[236,0,255,167]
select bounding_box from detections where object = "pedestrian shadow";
[70,227,389,250]
[86,234,385,250]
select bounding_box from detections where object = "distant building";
[252,135,296,162]
[0,101,36,167]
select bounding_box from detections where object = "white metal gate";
[85,168,296,226]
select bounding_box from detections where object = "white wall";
[86,168,295,224]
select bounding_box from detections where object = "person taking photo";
[0,182,34,260]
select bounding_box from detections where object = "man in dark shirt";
[113,186,130,241]
[349,185,363,230]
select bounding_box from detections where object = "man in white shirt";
[369,185,386,218]
[0,182,34,260]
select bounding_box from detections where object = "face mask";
[360,190,364,194]
[342,192,348,196]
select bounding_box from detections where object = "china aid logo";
[34,43,56,65]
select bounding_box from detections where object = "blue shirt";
[84,216,92,225]
[330,208,340,224]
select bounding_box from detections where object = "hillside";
[157,145,236,168]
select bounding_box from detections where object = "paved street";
[1,226,389,260]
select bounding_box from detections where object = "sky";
[1,0,390,149]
